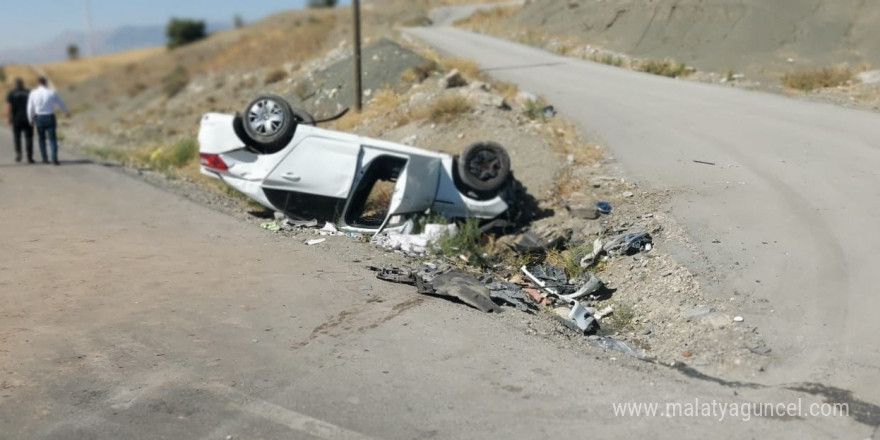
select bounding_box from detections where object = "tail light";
[199,153,228,171]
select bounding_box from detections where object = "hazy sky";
[0,0,350,51]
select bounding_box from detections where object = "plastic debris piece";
[306,238,326,246]
[596,201,612,214]
[560,272,604,301]
[373,223,458,256]
[260,221,281,232]
[282,218,319,228]
[586,336,647,359]
[319,223,339,235]
[579,238,605,268]
[594,306,614,320]
[603,231,653,255]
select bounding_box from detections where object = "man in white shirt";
[26,77,69,165]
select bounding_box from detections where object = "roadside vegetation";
[782,66,854,92]
[457,6,693,80]
[636,59,691,78]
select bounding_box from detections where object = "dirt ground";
[7,129,866,439]
[514,0,880,78]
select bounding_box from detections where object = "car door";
[262,134,360,199]
[387,152,442,216]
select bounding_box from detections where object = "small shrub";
[264,68,287,85]
[0,65,6,83]
[598,54,623,67]
[67,44,80,61]
[543,241,596,279]
[162,66,189,98]
[401,60,439,83]
[128,82,148,97]
[439,58,482,80]
[422,95,472,122]
[782,67,853,92]
[637,59,690,78]
[610,302,635,331]
[155,138,198,170]
[523,97,549,120]
[166,18,206,49]
[307,0,337,8]
[435,218,485,263]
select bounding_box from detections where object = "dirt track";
[1,128,872,438]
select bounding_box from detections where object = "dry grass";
[454,5,521,26]
[162,66,190,98]
[264,68,287,85]
[39,47,164,87]
[544,241,595,279]
[782,66,854,92]
[636,59,691,78]
[401,60,439,83]
[439,58,483,80]
[418,94,473,122]
[333,88,409,132]
[87,137,197,172]
[546,118,604,199]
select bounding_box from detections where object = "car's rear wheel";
[240,94,314,154]
[457,141,511,193]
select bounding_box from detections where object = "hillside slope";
[517,0,880,74]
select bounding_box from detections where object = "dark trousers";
[35,114,58,163]
[12,121,34,160]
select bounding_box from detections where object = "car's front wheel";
[240,94,314,154]
[457,141,511,193]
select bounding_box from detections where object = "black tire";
[457,141,511,193]
[241,94,314,154]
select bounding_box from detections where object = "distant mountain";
[0,22,230,64]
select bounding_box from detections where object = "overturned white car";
[198,94,514,234]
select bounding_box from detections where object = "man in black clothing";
[6,78,34,163]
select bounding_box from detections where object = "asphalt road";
[406,23,880,402]
[0,131,871,437]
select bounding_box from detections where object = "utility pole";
[352,0,363,111]
[84,0,95,57]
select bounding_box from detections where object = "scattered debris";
[585,336,647,359]
[596,201,612,214]
[542,105,557,118]
[373,223,458,256]
[594,305,614,320]
[505,229,568,254]
[372,265,499,313]
[281,217,319,229]
[693,160,716,166]
[733,315,744,322]
[622,190,634,198]
[579,238,605,268]
[482,278,536,312]
[423,271,500,313]
[260,221,281,232]
[320,223,339,235]
[521,265,600,333]
[603,231,652,255]
[306,238,327,246]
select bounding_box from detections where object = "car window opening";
[345,155,407,228]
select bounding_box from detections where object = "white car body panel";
[198,113,509,233]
